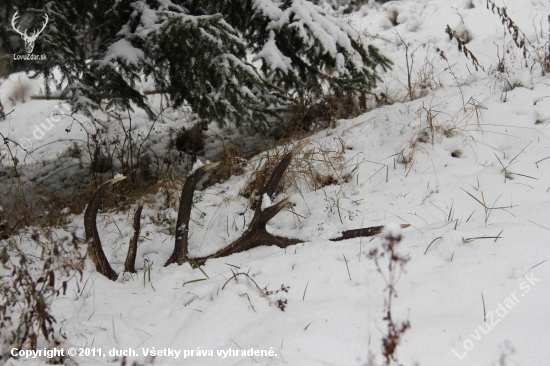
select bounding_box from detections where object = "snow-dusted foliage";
[0,0,391,128]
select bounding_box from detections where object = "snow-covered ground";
[2,0,550,365]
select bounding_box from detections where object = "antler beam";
[164,162,220,266]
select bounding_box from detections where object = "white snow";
[261,193,272,211]
[382,222,402,240]
[190,159,204,174]
[2,0,550,365]
[254,31,293,73]
[104,39,145,66]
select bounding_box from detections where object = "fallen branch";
[330,225,410,242]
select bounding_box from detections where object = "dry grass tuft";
[240,139,352,207]
[204,140,247,187]
[1,231,84,357]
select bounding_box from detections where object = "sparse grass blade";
[461,188,485,207]
[508,142,531,165]
[463,234,504,243]
[506,172,538,180]
[405,161,415,177]
[182,278,207,287]
[527,220,550,232]
[481,293,486,322]
[494,152,506,169]
[190,258,209,278]
[424,237,442,255]
[535,155,550,167]
[530,260,547,270]
[343,254,351,281]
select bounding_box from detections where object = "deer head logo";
[11,11,48,54]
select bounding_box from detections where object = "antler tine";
[262,139,309,199]
[84,176,126,281]
[250,139,309,230]
[11,11,26,36]
[124,205,143,273]
[164,162,220,267]
[259,196,292,225]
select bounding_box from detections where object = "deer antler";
[11,12,48,53]
[84,176,126,281]
[188,140,409,266]
[11,12,48,39]
[190,141,310,265]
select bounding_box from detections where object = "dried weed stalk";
[222,271,290,312]
[369,227,410,365]
[486,0,549,73]
[445,25,484,72]
[1,231,84,357]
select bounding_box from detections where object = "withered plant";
[369,226,410,366]
[1,231,84,356]
[445,25,484,72]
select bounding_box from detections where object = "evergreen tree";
[1,0,391,128]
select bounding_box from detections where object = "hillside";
[1,0,550,365]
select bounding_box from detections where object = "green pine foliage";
[1,0,392,128]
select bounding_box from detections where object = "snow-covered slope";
[1,0,550,365]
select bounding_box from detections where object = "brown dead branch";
[330,224,410,242]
